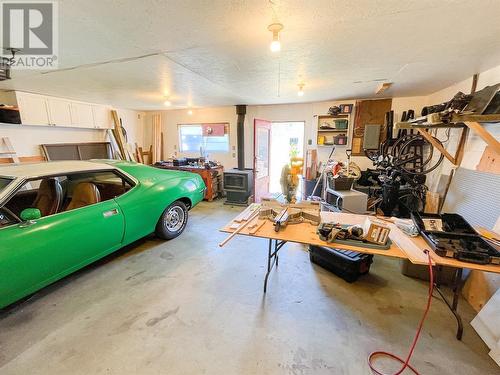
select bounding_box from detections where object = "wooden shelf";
[395,113,500,166]
[318,128,348,133]
[317,110,352,149]
[318,143,348,147]
[395,122,465,130]
[318,114,349,118]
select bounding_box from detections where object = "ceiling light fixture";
[297,83,305,97]
[268,23,283,53]
[187,109,193,115]
[164,100,172,106]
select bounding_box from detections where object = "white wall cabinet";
[16,92,51,126]
[92,105,112,129]
[3,91,114,130]
[70,102,95,128]
[47,97,73,127]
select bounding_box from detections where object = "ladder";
[0,137,20,163]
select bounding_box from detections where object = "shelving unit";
[316,113,351,147]
[395,113,500,166]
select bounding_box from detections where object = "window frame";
[0,168,137,228]
[177,123,230,153]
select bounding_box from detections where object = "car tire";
[155,200,189,240]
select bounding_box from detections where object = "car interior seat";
[33,178,63,217]
[65,182,101,211]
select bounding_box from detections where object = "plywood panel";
[476,145,500,174]
[352,99,392,155]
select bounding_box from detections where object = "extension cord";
[368,250,434,375]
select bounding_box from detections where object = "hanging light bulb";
[297,83,305,96]
[164,100,171,106]
[268,23,283,53]
[187,109,193,115]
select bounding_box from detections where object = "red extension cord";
[368,249,434,375]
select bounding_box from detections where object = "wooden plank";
[464,121,500,156]
[395,122,465,130]
[0,137,20,163]
[417,128,457,164]
[454,126,469,166]
[0,155,45,164]
[249,220,266,234]
[451,113,500,123]
[152,114,162,163]
[111,110,128,160]
[219,210,260,247]
[424,191,440,214]
[470,73,479,94]
[476,146,500,174]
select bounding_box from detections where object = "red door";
[254,119,271,202]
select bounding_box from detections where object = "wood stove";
[223,169,254,205]
[223,105,254,205]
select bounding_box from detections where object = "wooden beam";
[417,128,457,165]
[454,127,469,166]
[464,121,500,155]
[111,110,127,160]
[470,73,479,94]
[451,113,500,123]
[0,155,45,164]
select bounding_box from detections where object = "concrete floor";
[0,201,497,375]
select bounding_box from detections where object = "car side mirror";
[20,208,42,222]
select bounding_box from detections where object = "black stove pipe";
[235,105,247,170]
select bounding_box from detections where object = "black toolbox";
[309,245,373,283]
[411,212,500,265]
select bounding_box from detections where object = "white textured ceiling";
[1,0,500,110]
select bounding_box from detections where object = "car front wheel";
[155,200,188,240]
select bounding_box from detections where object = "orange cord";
[368,250,434,375]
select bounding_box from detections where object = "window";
[1,170,134,226]
[0,177,13,194]
[179,123,229,153]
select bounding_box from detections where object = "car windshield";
[0,177,13,194]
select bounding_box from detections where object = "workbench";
[155,163,224,201]
[220,211,500,340]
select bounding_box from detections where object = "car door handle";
[103,209,119,218]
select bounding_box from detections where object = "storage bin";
[333,119,348,129]
[331,176,354,190]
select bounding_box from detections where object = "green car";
[0,160,205,309]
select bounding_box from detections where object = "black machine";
[172,158,188,166]
[0,106,21,124]
[364,132,441,218]
[412,212,500,265]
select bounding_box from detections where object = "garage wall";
[244,96,428,171]
[148,106,239,169]
[0,108,146,158]
[146,96,428,170]
[425,64,500,190]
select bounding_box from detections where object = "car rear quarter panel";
[115,165,205,244]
